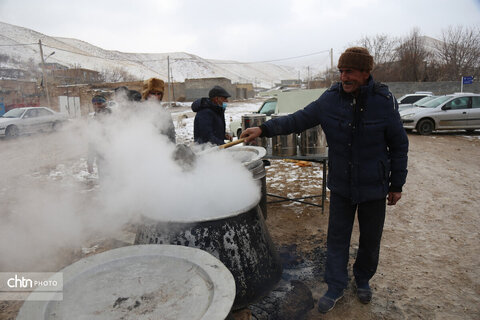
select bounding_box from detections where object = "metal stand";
[263,153,328,213]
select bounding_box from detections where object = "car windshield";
[2,108,25,118]
[413,96,437,107]
[420,96,452,108]
[258,100,277,116]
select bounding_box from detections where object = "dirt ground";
[1,125,479,319]
[263,132,480,320]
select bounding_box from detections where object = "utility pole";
[307,66,310,89]
[330,48,333,70]
[38,40,51,107]
[167,56,172,107]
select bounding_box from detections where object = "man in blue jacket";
[241,47,408,314]
[192,86,233,145]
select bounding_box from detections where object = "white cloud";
[0,0,479,66]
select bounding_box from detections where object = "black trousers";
[324,192,386,291]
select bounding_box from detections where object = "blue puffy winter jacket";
[192,98,227,145]
[260,77,409,203]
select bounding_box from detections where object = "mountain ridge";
[0,21,298,88]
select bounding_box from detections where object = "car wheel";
[52,121,62,131]
[237,129,242,138]
[416,119,434,135]
[5,125,19,138]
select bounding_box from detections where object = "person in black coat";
[192,86,233,145]
[241,47,409,314]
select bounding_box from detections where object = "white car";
[397,91,433,105]
[0,107,68,138]
[400,93,480,135]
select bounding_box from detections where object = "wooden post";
[38,40,51,107]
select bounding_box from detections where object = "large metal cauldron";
[225,146,267,219]
[271,114,297,156]
[134,196,282,310]
[300,125,328,156]
[242,114,268,147]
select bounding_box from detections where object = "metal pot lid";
[17,245,236,320]
[241,113,267,118]
[225,145,266,167]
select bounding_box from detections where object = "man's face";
[148,91,163,101]
[212,96,228,106]
[339,68,370,93]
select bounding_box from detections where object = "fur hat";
[338,47,374,72]
[209,86,231,98]
[142,78,165,100]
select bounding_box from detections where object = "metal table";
[263,153,328,213]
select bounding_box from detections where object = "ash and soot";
[0,101,260,271]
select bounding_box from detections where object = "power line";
[40,44,168,78]
[0,43,37,47]
[212,50,331,64]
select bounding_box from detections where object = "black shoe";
[317,291,344,314]
[356,287,372,304]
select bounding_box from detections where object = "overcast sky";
[1,0,480,69]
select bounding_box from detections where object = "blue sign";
[462,76,473,84]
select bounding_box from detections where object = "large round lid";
[17,245,236,320]
[225,145,266,168]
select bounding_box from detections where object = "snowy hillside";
[0,21,298,88]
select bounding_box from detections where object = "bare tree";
[395,28,431,81]
[356,34,399,80]
[99,67,138,82]
[434,25,480,81]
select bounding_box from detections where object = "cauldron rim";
[225,145,266,167]
[140,191,262,223]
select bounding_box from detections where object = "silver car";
[0,107,68,138]
[398,95,439,112]
[400,93,480,135]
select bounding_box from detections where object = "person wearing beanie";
[91,94,111,116]
[241,47,408,313]
[191,85,233,145]
[141,77,176,143]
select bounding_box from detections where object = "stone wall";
[384,81,480,98]
[0,79,42,111]
[185,77,236,101]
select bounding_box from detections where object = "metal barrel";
[271,113,297,156]
[242,114,268,147]
[300,125,327,156]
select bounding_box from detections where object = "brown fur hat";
[142,78,165,100]
[338,47,374,72]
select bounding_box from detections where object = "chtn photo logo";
[6,274,58,289]
[0,272,63,301]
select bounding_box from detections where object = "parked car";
[398,95,439,112]
[0,107,68,138]
[397,91,433,105]
[230,88,326,137]
[400,93,480,135]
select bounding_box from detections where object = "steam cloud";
[0,100,260,270]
